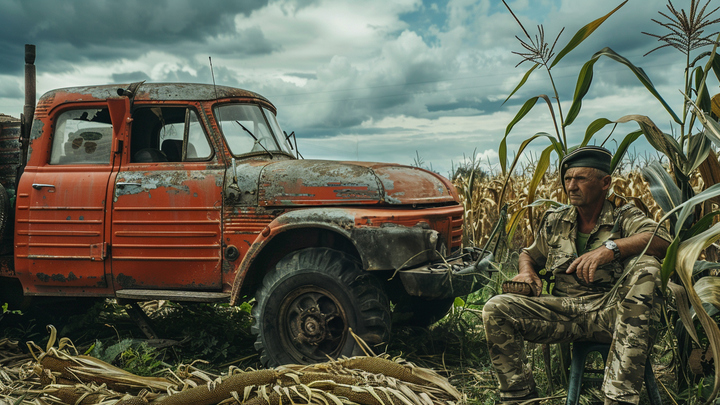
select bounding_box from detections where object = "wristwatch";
[603,240,621,260]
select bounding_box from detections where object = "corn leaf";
[712,49,720,83]
[713,93,720,119]
[695,66,712,115]
[667,281,700,346]
[640,161,682,229]
[612,114,686,168]
[686,132,712,174]
[501,95,558,175]
[689,100,720,149]
[685,210,720,240]
[661,236,681,290]
[565,48,681,127]
[582,118,613,146]
[507,132,560,178]
[676,182,720,236]
[506,206,528,243]
[500,96,538,174]
[503,63,539,105]
[695,276,720,317]
[610,130,643,173]
[527,145,555,204]
[499,132,556,204]
[676,222,720,402]
[694,260,720,276]
[549,1,627,69]
[582,115,683,168]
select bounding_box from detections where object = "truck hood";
[256,160,457,206]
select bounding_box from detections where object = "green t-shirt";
[576,232,590,255]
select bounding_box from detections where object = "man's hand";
[517,252,543,296]
[511,271,543,297]
[566,246,614,284]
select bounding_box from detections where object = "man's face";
[563,167,610,208]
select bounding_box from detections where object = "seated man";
[482,146,671,405]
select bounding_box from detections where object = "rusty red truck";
[0,45,489,366]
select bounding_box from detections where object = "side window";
[130,106,212,163]
[49,108,113,165]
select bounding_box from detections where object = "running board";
[115,289,230,303]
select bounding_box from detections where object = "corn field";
[0,166,714,405]
[455,165,677,255]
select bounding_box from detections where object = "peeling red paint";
[7,82,468,310]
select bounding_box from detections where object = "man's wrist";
[603,239,621,260]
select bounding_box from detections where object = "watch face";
[604,240,620,258]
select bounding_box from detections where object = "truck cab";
[2,82,486,366]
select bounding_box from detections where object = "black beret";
[560,146,612,187]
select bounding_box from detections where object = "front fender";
[228,208,442,305]
[229,209,354,305]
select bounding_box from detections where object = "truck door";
[110,105,223,290]
[15,106,115,289]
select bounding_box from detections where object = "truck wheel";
[392,294,455,327]
[252,248,391,366]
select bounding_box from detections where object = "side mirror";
[228,157,240,192]
[231,158,238,184]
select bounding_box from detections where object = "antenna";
[209,57,222,129]
[209,57,219,99]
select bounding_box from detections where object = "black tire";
[251,248,391,366]
[392,294,455,327]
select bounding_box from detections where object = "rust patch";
[351,225,440,271]
[115,273,137,288]
[258,160,383,206]
[274,208,356,230]
[49,272,79,282]
[114,170,215,200]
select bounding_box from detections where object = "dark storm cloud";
[0,0,270,75]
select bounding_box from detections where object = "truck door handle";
[117,182,142,187]
[32,184,55,190]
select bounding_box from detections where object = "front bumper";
[397,249,494,299]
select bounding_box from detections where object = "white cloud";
[0,0,716,180]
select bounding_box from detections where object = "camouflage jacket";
[523,200,671,297]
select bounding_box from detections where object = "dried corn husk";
[1,327,465,405]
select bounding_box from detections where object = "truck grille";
[450,213,463,249]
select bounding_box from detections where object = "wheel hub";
[278,286,349,362]
[296,306,327,344]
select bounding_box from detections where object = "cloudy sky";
[0,0,717,177]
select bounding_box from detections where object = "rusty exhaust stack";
[20,44,35,169]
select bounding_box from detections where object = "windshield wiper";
[235,120,274,159]
[284,131,303,159]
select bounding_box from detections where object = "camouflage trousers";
[482,255,662,405]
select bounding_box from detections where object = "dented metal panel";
[258,160,383,206]
[259,205,462,271]
[15,166,112,289]
[368,164,455,204]
[223,159,269,206]
[256,159,456,207]
[351,225,440,270]
[111,168,223,290]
